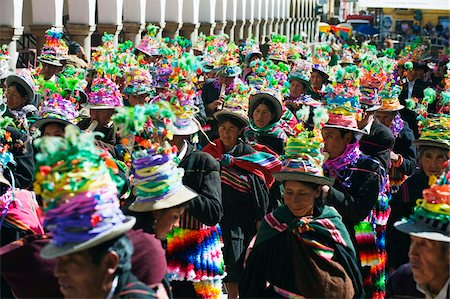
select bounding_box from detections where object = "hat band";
[327,113,358,129]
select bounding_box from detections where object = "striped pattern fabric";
[221,167,252,193]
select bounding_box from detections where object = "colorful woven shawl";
[203,139,282,188]
[244,120,288,142]
[255,204,355,255]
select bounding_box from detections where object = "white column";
[253,0,262,40]
[267,0,275,37]
[279,0,286,36]
[181,0,200,42]
[0,0,24,70]
[199,0,216,35]
[260,0,269,43]
[123,0,146,45]
[214,0,227,34]
[273,0,281,35]
[67,0,96,61]
[234,0,247,41]
[244,0,254,39]
[225,0,237,42]
[164,0,183,38]
[146,0,166,37]
[96,0,124,46]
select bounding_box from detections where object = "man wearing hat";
[375,97,417,193]
[201,64,243,143]
[399,62,430,138]
[358,86,396,171]
[37,28,68,82]
[387,114,449,270]
[33,127,156,299]
[387,165,449,299]
[284,71,314,115]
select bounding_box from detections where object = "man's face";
[218,76,234,87]
[41,63,62,81]
[405,68,417,82]
[420,148,448,177]
[54,250,110,299]
[409,236,449,288]
[322,127,353,159]
[375,111,397,128]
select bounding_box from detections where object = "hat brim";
[128,186,197,212]
[217,67,242,78]
[40,216,136,259]
[272,171,334,186]
[311,67,329,79]
[38,57,63,67]
[361,104,382,112]
[87,104,120,110]
[394,219,450,243]
[32,118,73,130]
[0,172,11,187]
[377,104,405,111]
[0,70,12,80]
[214,110,250,127]
[249,93,283,124]
[323,124,369,135]
[6,75,35,104]
[268,56,288,64]
[289,76,311,90]
[136,48,161,57]
[173,120,199,136]
[414,139,450,151]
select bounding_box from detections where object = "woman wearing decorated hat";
[387,165,449,299]
[375,90,417,193]
[284,71,318,116]
[309,65,329,101]
[30,81,79,137]
[77,77,124,152]
[203,81,281,299]
[123,67,154,107]
[245,89,287,155]
[5,72,38,129]
[386,114,449,270]
[240,122,363,298]
[150,62,225,299]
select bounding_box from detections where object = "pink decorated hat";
[88,77,124,109]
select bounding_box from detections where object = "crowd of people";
[0,25,449,299]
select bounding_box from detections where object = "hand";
[207,99,224,112]
[390,151,399,163]
[322,185,330,197]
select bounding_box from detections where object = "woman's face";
[6,85,27,110]
[252,103,274,128]
[42,123,65,137]
[310,71,324,90]
[153,206,186,240]
[420,148,448,177]
[218,120,242,152]
[284,181,321,217]
[289,79,305,98]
